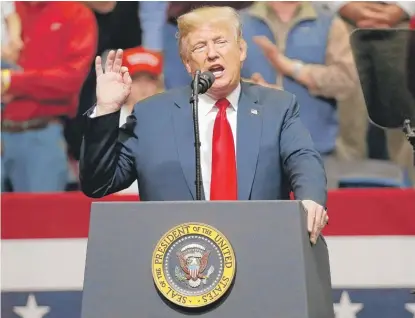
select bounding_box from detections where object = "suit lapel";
[172,87,206,200]
[237,82,262,200]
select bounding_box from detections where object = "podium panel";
[81,201,334,318]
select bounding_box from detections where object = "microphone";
[191,71,215,94]
[350,28,415,166]
[190,70,215,200]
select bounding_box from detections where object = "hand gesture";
[253,36,292,75]
[250,72,282,90]
[301,200,329,245]
[95,49,132,116]
[339,2,393,28]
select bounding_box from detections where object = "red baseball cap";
[122,47,163,77]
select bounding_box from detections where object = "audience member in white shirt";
[1,1,23,66]
[116,46,163,194]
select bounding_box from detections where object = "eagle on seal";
[177,250,211,282]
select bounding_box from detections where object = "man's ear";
[180,39,192,74]
[184,58,192,74]
[239,38,247,63]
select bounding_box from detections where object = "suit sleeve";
[279,95,328,206]
[79,109,138,198]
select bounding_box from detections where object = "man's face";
[183,23,247,97]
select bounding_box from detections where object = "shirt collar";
[199,83,241,116]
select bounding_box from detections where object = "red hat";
[122,47,163,77]
[410,16,415,29]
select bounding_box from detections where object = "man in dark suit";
[79,6,329,244]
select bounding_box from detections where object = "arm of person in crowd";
[4,3,23,51]
[4,5,98,101]
[253,18,358,102]
[322,1,411,27]
[279,94,328,243]
[292,18,358,101]
[395,1,415,17]
[139,1,169,52]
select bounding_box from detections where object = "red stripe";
[1,190,415,239]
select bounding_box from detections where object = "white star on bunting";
[405,303,415,318]
[334,291,364,318]
[13,294,50,318]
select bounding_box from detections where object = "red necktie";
[210,99,237,200]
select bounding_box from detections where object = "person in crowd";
[240,1,358,157]
[64,1,144,163]
[116,46,163,194]
[139,1,253,89]
[321,1,415,184]
[79,6,329,244]
[1,1,23,68]
[1,1,97,192]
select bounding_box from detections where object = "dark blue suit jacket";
[80,81,327,205]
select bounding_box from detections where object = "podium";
[81,200,334,318]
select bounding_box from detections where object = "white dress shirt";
[92,83,242,199]
[198,83,241,200]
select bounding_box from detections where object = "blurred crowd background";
[1,1,415,194]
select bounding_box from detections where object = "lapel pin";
[251,109,258,115]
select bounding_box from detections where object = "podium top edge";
[90,200,303,205]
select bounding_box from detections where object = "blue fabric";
[1,123,69,192]
[241,11,338,154]
[80,82,327,205]
[162,22,191,89]
[139,1,169,51]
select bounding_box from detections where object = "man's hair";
[176,6,243,59]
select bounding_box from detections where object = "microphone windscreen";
[201,71,215,87]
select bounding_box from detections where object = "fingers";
[253,36,278,54]
[121,66,132,97]
[309,207,319,245]
[96,49,125,77]
[368,11,391,22]
[306,203,315,233]
[253,36,280,69]
[95,56,104,77]
[251,72,266,84]
[124,73,132,86]
[105,50,116,73]
[321,210,329,228]
[357,19,391,28]
[303,201,328,245]
[112,49,123,73]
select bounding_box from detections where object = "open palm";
[95,49,132,114]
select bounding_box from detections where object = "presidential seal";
[151,223,236,308]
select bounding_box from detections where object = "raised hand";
[95,49,132,116]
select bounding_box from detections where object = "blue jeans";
[1,123,69,192]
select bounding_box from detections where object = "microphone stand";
[190,70,203,200]
[403,119,415,167]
